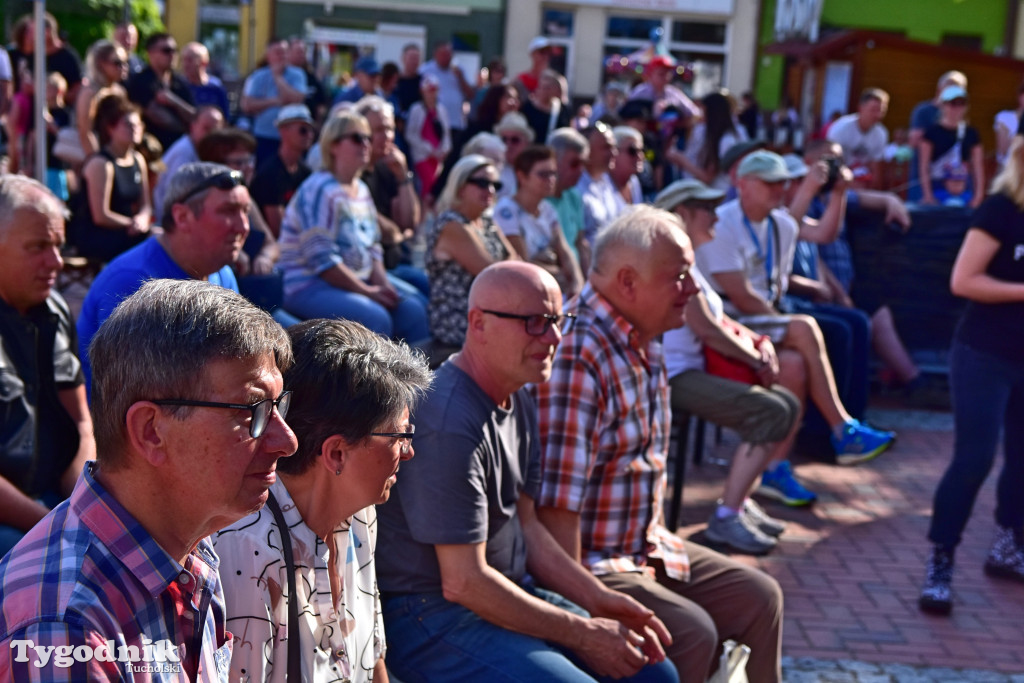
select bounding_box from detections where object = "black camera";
[820,155,842,194]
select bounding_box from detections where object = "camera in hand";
[820,155,842,194]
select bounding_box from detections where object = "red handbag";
[703,319,767,385]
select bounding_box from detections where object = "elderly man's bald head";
[469,261,560,310]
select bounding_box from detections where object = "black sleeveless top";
[71,149,147,262]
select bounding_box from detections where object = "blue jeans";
[789,300,870,435]
[382,587,679,683]
[928,340,1024,548]
[390,263,430,297]
[284,275,430,345]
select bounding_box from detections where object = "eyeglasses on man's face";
[370,424,416,454]
[151,391,292,439]
[481,309,576,336]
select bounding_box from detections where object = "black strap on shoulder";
[264,491,302,682]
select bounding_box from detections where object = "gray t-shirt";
[376,360,542,594]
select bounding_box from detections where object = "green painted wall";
[754,0,1012,110]
[820,0,1007,52]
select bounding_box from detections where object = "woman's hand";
[252,253,275,275]
[128,214,151,236]
[365,284,401,309]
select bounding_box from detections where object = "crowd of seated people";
[4,19,1024,681]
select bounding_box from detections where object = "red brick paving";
[672,424,1024,674]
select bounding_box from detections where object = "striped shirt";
[534,284,690,582]
[0,463,232,681]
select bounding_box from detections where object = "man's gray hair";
[0,176,67,240]
[280,319,432,475]
[462,132,506,164]
[354,95,395,121]
[161,161,235,230]
[89,279,292,469]
[548,128,589,158]
[592,205,683,274]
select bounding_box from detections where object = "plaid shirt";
[0,463,232,681]
[535,284,690,582]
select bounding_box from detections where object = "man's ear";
[466,307,487,340]
[615,265,639,303]
[169,201,196,231]
[125,401,169,468]
[319,433,355,476]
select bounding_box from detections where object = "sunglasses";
[501,135,525,145]
[481,309,576,336]
[465,177,503,192]
[624,147,644,157]
[369,424,416,454]
[158,45,178,55]
[945,98,968,107]
[108,58,126,67]
[341,132,372,145]
[174,170,245,205]
[151,391,292,439]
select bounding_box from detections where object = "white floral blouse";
[214,480,385,683]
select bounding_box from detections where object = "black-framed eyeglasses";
[151,391,292,438]
[369,424,416,454]
[341,132,372,145]
[481,309,576,336]
[465,177,503,192]
[174,170,245,206]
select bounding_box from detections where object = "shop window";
[543,9,574,37]
[671,21,726,46]
[607,16,662,41]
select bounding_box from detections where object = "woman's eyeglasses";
[370,425,416,454]
[465,177,503,192]
[341,132,372,145]
[151,391,292,439]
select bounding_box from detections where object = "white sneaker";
[705,512,777,555]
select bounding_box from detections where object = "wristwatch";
[398,171,415,186]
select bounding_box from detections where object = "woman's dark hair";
[477,85,519,132]
[93,93,139,146]
[698,91,738,175]
[196,128,257,163]
[513,144,554,177]
[279,319,431,475]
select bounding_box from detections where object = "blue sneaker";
[831,419,895,466]
[756,460,817,506]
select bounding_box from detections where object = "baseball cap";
[654,179,726,210]
[528,36,552,53]
[647,55,676,71]
[721,139,768,174]
[737,150,792,182]
[782,153,809,178]
[939,85,968,102]
[354,56,381,75]
[275,104,314,127]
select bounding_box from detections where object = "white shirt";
[493,195,560,259]
[214,480,385,683]
[827,113,889,168]
[663,265,723,378]
[576,171,620,245]
[696,199,798,316]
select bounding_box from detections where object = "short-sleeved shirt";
[125,67,196,150]
[278,172,382,298]
[376,361,542,594]
[188,76,231,117]
[249,155,312,218]
[546,189,585,260]
[215,480,385,683]
[827,114,889,168]
[0,463,233,681]
[493,195,560,260]
[8,46,82,92]
[923,123,980,181]
[242,66,308,140]
[77,237,238,391]
[576,171,620,246]
[0,292,83,497]
[954,193,1024,362]
[697,199,798,312]
[534,284,690,581]
[426,209,510,347]
[153,135,198,220]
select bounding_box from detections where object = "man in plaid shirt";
[535,206,784,683]
[0,280,298,681]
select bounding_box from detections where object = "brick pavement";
[671,408,1024,677]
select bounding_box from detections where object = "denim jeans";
[928,340,1024,548]
[382,586,679,683]
[284,274,430,345]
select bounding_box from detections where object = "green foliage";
[4,0,163,58]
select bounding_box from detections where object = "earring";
[336,469,341,476]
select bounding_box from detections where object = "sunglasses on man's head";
[175,170,245,205]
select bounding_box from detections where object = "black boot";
[919,546,954,615]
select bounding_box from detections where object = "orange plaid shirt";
[535,284,690,582]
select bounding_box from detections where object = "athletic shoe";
[983,527,1024,583]
[756,460,818,506]
[705,511,777,555]
[919,546,954,615]
[831,420,896,466]
[742,498,786,537]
